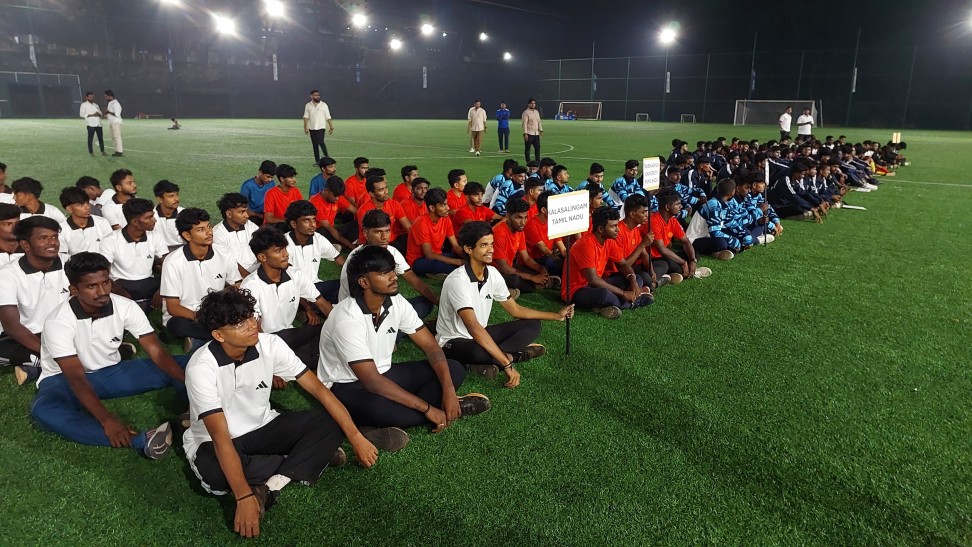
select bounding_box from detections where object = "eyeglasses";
[229,316,258,332]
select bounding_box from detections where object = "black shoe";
[512,343,546,363]
[112,152,124,157]
[251,484,279,515]
[458,393,491,416]
[330,447,347,467]
[466,364,499,379]
[14,364,41,386]
[360,426,410,452]
[101,152,108,157]
[119,342,137,360]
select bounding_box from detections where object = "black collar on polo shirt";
[354,294,393,332]
[66,216,91,230]
[112,194,124,205]
[19,203,45,215]
[155,204,177,219]
[222,219,245,233]
[122,228,147,243]
[182,243,215,262]
[19,255,63,274]
[210,341,260,368]
[257,266,291,286]
[69,296,115,320]
[463,262,488,290]
[289,231,314,247]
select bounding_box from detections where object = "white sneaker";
[469,147,475,153]
[854,187,871,193]
[475,150,481,156]
[833,201,842,209]
[756,234,775,244]
[692,266,712,278]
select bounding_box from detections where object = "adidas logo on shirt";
[386,327,396,334]
[485,295,492,300]
[61,288,69,294]
[289,297,296,303]
[256,381,269,390]
[110,336,121,343]
[216,273,224,279]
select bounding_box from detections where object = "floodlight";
[264,0,285,18]
[479,32,488,42]
[658,27,677,45]
[352,13,367,27]
[442,32,448,37]
[159,0,181,5]
[503,51,512,61]
[213,13,237,36]
[421,23,434,36]
[389,38,403,50]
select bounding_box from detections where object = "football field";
[1,118,970,544]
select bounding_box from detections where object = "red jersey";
[446,189,465,213]
[406,214,455,265]
[526,203,539,220]
[309,193,351,227]
[523,215,561,260]
[491,220,526,266]
[452,204,495,233]
[400,198,429,224]
[392,183,411,203]
[262,186,303,224]
[344,175,368,206]
[648,212,684,259]
[356,198,408,243]
[562,232,615,302]
[612,220,645,265]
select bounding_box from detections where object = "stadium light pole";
[658,25,677,122]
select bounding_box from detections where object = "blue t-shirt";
[308,173,326,197]
[496,108,510,130]
[240,177,275,213]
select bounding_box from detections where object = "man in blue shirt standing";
[495,101,511,154]
[240,160,277,226]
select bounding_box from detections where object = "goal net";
[635,113,651,122]
[680,114,696,123]
[733,100,821,127]
[557,101,602,120]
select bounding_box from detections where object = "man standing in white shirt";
[521,98,543,164]
[466,100,487,157]
[104,89,124,157]
[778,106,792,141]
[79,92,106,157]
[302,90,334,165]
[796,107,815,142]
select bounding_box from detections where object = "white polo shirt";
[101,194,127,229]
[106,99,123,125]
[797,114,814,135]
[285,232,339,283]
[99,228,168,281]
[79,101,102,128]
[153,205,185,248]
[20,203,67,225]
[59,215,114,258]
[38,294,153,386]
[0,191,13,204]
[91,188,115,215]
[337,244,409,302]
[0,250,24,268]
[317,293,424,386]
[435,263,508,346]
[467,107,487,131]
[212,219,259,272]
[160,245,242,325]
[0,256,70,334]
[303,101,332,131]
[184,334,310,484]
[240,266,320,334]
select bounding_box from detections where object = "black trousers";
[498,128,510,150]
[87,126,105,154]
[317,221,358,246]
[390,234,407,257]
[330,359,466,428]
[524,134,541,163]
[501,271,538,294]
[0,335,37,367]
[441,319,541,365]
[167,317,212,341]
[192,410,343,493]
[651,257,684,278]
[275,324,322,369]
[780,130,791,141]
[309,129,328,162]
[114,277,160,302]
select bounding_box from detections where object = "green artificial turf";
[0,119,969,545]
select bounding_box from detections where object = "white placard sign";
[764,159,770,185]
[642,157,661,191]
[546,190,590,239]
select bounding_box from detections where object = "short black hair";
[325,176,345,196]
[248,226,288,256]
[75,176,101,189]
[512,165,528,176]
[657,190,681,209]
[411,177,430,189]
[716,178,736,197]
[540,157,556,168]
[353,157,369,168]
[346,245,397,298]
[586,184,603,200]
[624,159,639,170]
[122,197,154,222]
[276,164,297,179]
[0,162,6,172]
[362,209,391,230]
[175,207,210,237]
[502,159,518,172]
[0,203,20,221]
[623,193,649,213]
[551,165,568,180]
[365,173,386,194]
[65,252,111,285]
[318,156,336,169]
[217,192,248,217]
[12,177,42,197]
[309,89,319,94]
[258,160,277,175]
[457,221,493,250]
[110,169,132,189]
[463,181,485,196]
[447,169,465,187]
[424,188,447,207]
[591,206,620,231]
[14,215,60,242]
[524,177,545,193]
[285,200,317,224]
[400,165,418,180]
[536,191,553,212]
[589,162,605,175]
[104,89,114,97]
[506,198,530,215]
[196,287,257,332]
[153,179,179,197]
[59,187,88,208]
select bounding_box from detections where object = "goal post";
[680,114,696,123]
[557,101,602,120]
[733,99,821,127]
[635,113,651,122]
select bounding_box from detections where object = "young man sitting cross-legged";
[212,192,260,276]
[437,221,573,387]
[282,200,344,303]
[562,206,652,320]
[491,197,558,294]
[13,177,67,224]
[319,245,491,433]
[240,227,332,373]
[0,216,71,384]
[99,198,169,311]
[649,190,711,282]
[524,191,567,275]
[184,287,395,539]
[30,252,188,458]
[58,186,113,258]
[406,188,464,279]
[339,210,438,322]
[694,179,754,261]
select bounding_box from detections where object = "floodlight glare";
[442,32,448,37]
[479,32,488,42]
[213,13,237,35]
[503,51,513,61]
[264,0,285,18]
[658,27,677,45]
[421,23,434,36]
[159,0,181,5]
[351,13,367,27]
[389,38,403,50]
